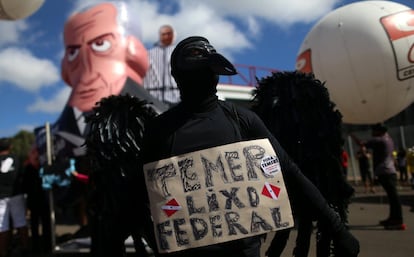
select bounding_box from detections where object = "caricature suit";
[52,79,167,158]
[140,37,360,257]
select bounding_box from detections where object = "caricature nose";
[78,47,98,84]
[80,47,94,73]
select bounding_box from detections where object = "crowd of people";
[0,138,29,257]
[0,138,95,257]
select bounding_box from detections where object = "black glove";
[333,227,360,257]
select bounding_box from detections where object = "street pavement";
[49,183,414,257]
[260,183,414,257]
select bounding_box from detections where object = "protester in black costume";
[85,95,160,257]
[140,36,359,257]
[251,71,355,257]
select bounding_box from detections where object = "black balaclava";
[171,36,237,103]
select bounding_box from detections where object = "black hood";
[171,36,237,103]
[171,36,237,76]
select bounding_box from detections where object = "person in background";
[396,147,408,185]
[351,124,405,229]
[341,148,349,178]
[0,138,29,257]
[143,24,180,106]
[22,145,52,253]
[356,145,375,193]
[407,146,414,189]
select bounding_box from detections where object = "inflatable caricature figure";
[35,1,166,168]
[35,2,166,163]
[56,1,164,154]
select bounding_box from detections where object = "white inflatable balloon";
[0,0,44,20]
[296,1,414,124]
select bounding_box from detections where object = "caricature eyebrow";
[65,33,114,49]
[66,44,80,49]
[87,33,114,45]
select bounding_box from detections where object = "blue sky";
[0,0,413,137]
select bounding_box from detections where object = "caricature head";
[61,2,148,112]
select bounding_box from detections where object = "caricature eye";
[91,39,111,52]
[67,47,79,62]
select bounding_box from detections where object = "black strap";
[218,101,247,140]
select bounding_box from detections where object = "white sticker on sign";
[261,155,281,175]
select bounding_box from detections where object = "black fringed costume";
[85,95,159,257]
[251,71,354,257]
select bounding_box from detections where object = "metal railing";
[219,64,278,87]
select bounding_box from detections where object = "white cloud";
[70,0,341,58]
[28,87,70,114]
[0,47,60,91]
[0,20,28,46]
[193,0,339,24]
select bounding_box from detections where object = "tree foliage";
[10,130,35,164]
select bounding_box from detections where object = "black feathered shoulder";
[84,94,158,171]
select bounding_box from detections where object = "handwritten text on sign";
[143,139,293,253]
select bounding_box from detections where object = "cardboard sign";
[143,139,293,253]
